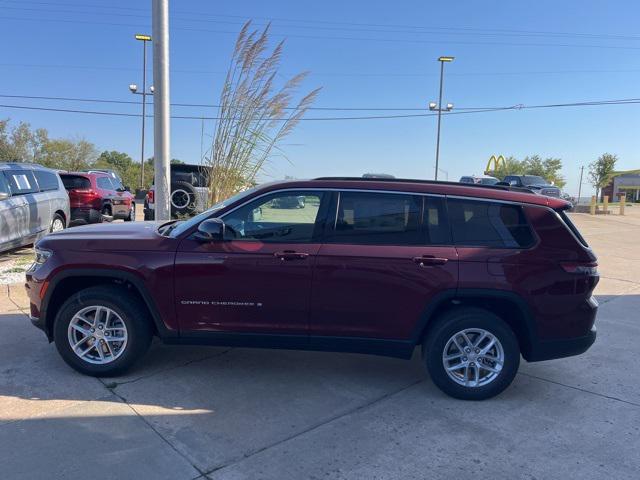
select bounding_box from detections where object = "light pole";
[429,56,454,181]
[152,0,172,221]
[132,34,152,190]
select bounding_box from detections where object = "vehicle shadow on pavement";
[1,293,639,479]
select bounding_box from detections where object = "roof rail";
[312,176,535,194]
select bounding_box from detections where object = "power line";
[4,93,640,112]
[3,62,640,79]
[4,15,640,51]
[5,4,640,43]
[6,0,640,43]
[1,98,638,121]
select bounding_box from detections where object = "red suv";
[60,172,135,224]
[25,178,598,400]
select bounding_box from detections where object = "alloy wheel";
[442,328,504,387]
[67,306,128,365]
[51,218,65,232]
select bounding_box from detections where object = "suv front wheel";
[53,286,152,376]
[424,307,520,400]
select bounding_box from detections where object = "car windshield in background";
[61,175,90,190]
[167,184,263,237]
[479,178,499,185]
[522,176,547,186]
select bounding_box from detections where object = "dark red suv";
[25,178,598,400]
[60,172,135,224]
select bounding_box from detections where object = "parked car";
[271,195,305,209]
[60,172,135,224]
[502,175,561,197]
[144,164,210,220]
[459,175,500,185]
[26,177,598,400]
[0,162,69,253]
[82,169,126,190]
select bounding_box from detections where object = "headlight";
[28,248,53,272]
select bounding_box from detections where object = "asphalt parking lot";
[1,210,639,479]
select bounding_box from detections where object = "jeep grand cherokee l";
[25,177,598,400]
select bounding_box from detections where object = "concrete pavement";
[1,210,639,479]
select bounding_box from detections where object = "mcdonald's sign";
[485,155,505,175]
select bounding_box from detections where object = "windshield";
[522,176,548,186]
[479,177,499,185]
[167,185,262,237]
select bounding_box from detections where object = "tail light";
[560,262,598,275]
[147,189,154,203]
[70,188,96,196]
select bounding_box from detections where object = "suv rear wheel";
[423,307,520,400]
[53,286,152,376]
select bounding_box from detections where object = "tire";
[101,204,112,216]
[53,286,153,377]
[49,213,66,233]
[124,203,135,222]
[423,307,520,400]
[170,181,198,217]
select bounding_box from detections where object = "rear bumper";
[525,295,598,362]
[526,326,596,362]
[70,207,102,224]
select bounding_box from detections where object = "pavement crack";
[518,372,640,408]
[100,377,206,477]
[204,378,426,476]
[106,347,233,389]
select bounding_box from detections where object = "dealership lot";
[1,210,639,479]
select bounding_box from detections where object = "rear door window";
[5,170,38,195]
[328,191,422,245]
[448,198,535,248]
[61,175,91,190]
[34,170,60,192]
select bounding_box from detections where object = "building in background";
[601,169,640,202]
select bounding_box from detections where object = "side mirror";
[124,185,131,192]
[194,218,225,242]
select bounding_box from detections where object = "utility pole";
[429,56,454,181]
[577,165,584,205]
[134,34,151,190]
[152,0,171,221]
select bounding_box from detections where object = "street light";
[132,33,152,190]
[429,55,454,181]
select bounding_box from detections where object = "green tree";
[493,154,565,188]
[589,153,617,200]
[95,150,139,188]
[40,138,97,171]
[0,119,48,162]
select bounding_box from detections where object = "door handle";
[274,251,309,261]
[413,256,449,267]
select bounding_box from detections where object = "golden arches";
[485,155,505,175]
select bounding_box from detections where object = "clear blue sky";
[1,0,639,195]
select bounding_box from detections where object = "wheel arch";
[42,269,174,342]
[53,209,67,226]
[413,289,537,360]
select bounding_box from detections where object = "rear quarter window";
[448,198,535,248]
[558,210,589,248]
